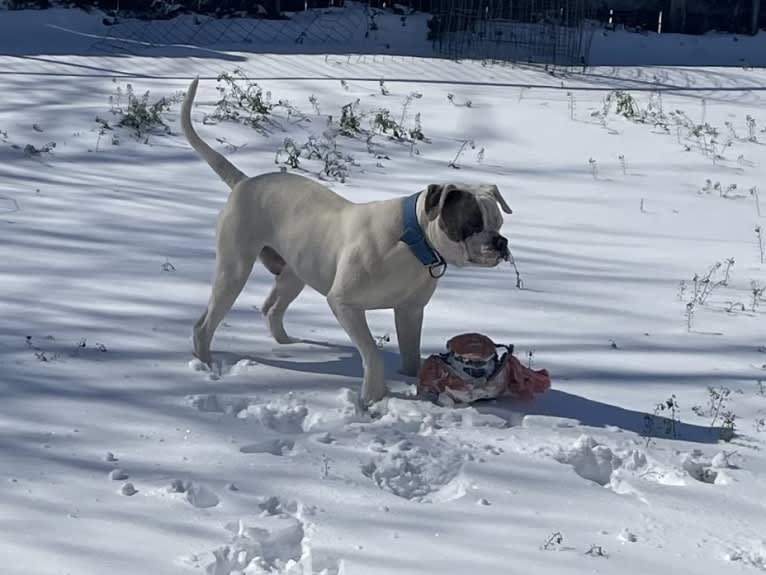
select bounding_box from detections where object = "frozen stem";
[448,139,475,169]
[685,302,695,331]
[508,248,524,289]
[541,531,563,550]
[567,92,575,120]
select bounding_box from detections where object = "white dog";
[181,78,513,404]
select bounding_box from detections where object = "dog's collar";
[401,192,447,278]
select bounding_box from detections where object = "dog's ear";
[424,183,443,220]
[488,184,512,214]
[490,185,513,214]
[434,184,462,219]
[436,183,461,210]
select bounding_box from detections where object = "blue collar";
[401,193,446,278]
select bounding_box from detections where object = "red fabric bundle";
[416,333,550,406]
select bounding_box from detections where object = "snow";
[2,5,766,575]
[588,28,766,67]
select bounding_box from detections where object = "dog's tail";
[181,77,247,189]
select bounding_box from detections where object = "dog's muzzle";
[492,234,510,261]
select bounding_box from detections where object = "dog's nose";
[492,234,508,254]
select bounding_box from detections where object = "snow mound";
[205,516,305,575]
[723,543,766,570]
[168,480,220,508]
[120,482,137,496]
[195,501,343,575]
[240,401,309,434]
[679,451,737,485]
[555,435,623,486]
[302,388,371,432]
[186,484,220,509]
[257,495,300,517]
[230,358,260,376]
[109,468,129,481]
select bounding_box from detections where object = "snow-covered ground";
[1,7,766,575]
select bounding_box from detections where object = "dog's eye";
[460,211,483,240]
[440,190,484,242]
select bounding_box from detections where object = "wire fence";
[90,2,368,55]
[428,0,595,66]
[90,0,594,67]
[78,0,762,66]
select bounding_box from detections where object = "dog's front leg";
[327,297,385,404]
[395,306,424,377]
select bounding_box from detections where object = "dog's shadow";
[217,338,406,382]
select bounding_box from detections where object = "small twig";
[588,158,597,179]
[725,301,746,313]
[398,91,422,127]
[751,187,761,217]
[642,414,655,448]
[751,281,765,312]
[448,139,475,169]
[721,257,735,286]
[685,302,695,332]
[567,92,575,120]
[708,386,730,428]
[446,93,472,108]
[308,94,321,115]
[508,248,524,289]
[541,531,563,550]
[585,545,608,558]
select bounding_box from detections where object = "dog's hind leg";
[193,227,256,364]
[260,247,305,344]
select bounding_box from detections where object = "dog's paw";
[361,384,388,407]
[189,357,211,372]
[189,356,222,381]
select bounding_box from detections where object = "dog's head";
[420,183,512,268]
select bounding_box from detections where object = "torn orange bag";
[416,333,551,406]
